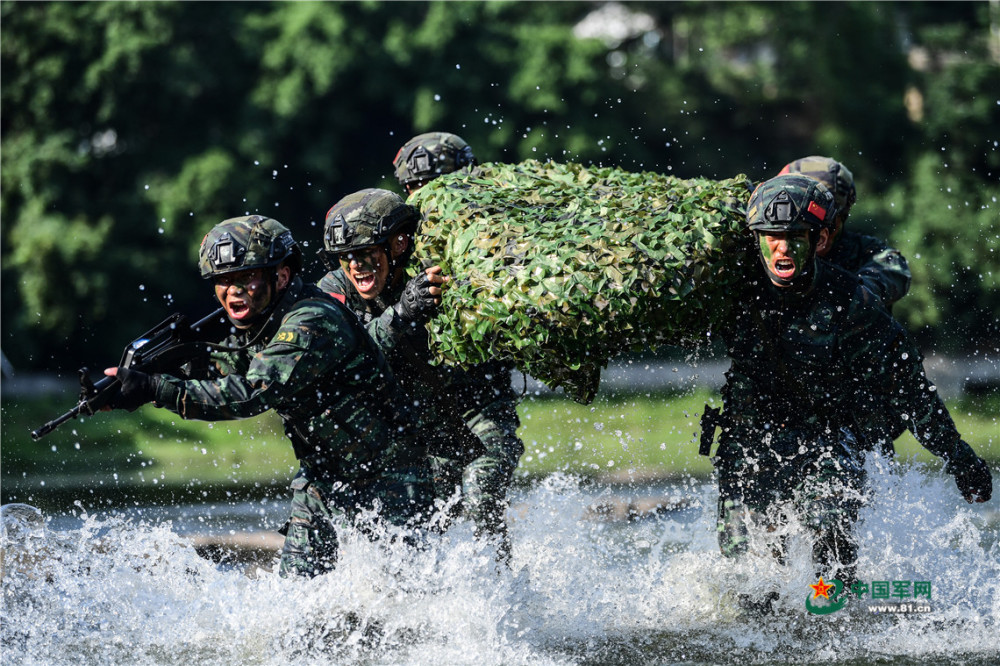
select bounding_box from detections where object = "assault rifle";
[30,308,231,441]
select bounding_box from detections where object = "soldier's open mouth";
[774,258,796,278]
[353,271,376,292]
[227,300,250,318]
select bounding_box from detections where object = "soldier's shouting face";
[213,266,290,327]
[757,230,824,286]
[339,246,390,300]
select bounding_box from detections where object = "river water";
[3,457,998,666]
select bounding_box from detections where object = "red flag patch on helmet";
[807,201,827,221]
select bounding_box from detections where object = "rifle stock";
[30,308,230,441]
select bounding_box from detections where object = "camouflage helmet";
[199,215,301,279]
[322,188,419,257]
[746,174,836,234]
[778,156,856,224]
[392,131,477,188]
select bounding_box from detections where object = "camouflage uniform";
[824,230,910,312]
[708,176,991,581]
[149,217,434,577]
[319,186,523,563]
[319,269,522,545]
[778,156,912,454]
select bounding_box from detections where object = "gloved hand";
[107,367,156,412]
[393,270,440,325]
[952,455,993,503]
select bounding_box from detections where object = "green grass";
[2,395,296,508]
[515,388,719,479]
[3,388,997,509]
[515,388,999,478]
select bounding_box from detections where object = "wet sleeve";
[840,295,973,465]
[459,365,525,513]
[154,308,351,421]
[364,307,414,354]
[855,237,911,308]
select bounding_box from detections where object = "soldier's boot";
[812,521,859,588]
[278,516,339,578]
[737,590,780,616]
[717,497,750,559]
[467,495,513,569]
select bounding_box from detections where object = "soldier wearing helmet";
[319,181,524,566]
[778,156,911,308]
[702,175,991,605]
[393,132,477,195]
[103,215,435,577]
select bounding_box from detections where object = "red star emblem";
[809,577,835,599]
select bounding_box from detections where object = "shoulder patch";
[273,329,300,345]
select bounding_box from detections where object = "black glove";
[107,367,156,412]
[394,272,438,325]
[952,455,993,503]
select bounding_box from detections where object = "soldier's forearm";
[858,249,911,306]
[366,307,407,353]
[891,361,965,460]
[154,374,269,421]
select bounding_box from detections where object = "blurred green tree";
[1,1,996,374]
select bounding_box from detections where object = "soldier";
[103,215,435,577]
[778,156,910,309]
[703,174,991,595]
[318,186,524,565]
[392,131,477,195]
[779,156,912,454]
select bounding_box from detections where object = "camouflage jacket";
[317,268,523,475]
[825,230,910,308]
[152,276,419,483]
[716,260,976,468]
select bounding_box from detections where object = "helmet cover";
[199,215,301,279]
[392,132,476,187]
[746,174,837,234]
[778,155,856,224]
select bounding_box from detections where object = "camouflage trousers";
[278,462,436,578]
[430,401,523,565]
[714,424,867,582]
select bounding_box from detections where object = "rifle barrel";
[29,307,226,441]
[30,404,84,441]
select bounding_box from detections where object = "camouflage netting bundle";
[409,159,753,403]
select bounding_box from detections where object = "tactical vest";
[215,278,415,481]
[723,261,860,429]
[318,268,499,463]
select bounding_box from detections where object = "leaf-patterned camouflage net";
[409,159,752,403]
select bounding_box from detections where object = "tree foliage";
[1,1,996,372]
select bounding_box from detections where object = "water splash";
[2,461,997,665]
